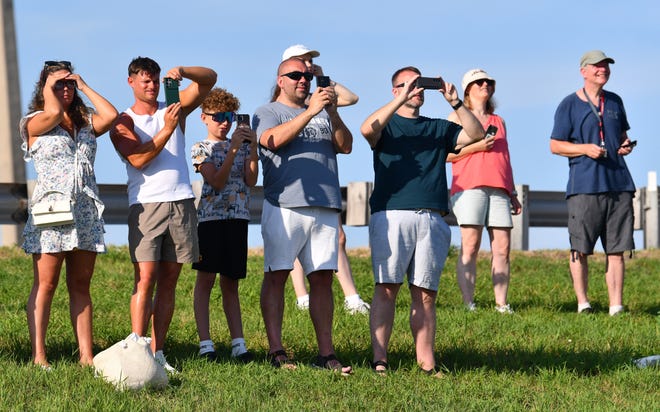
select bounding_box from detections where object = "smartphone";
[620,140,637,149]
[415,77,444,90]
[484,125,498,139]
[316,76,331,88]
[236,114,250,128]
[164,77,180,106]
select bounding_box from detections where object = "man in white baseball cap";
[273,44,358,107]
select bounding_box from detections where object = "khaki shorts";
[128,199,199,263]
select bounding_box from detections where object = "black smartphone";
[164,77,180,106]
[484,125,498,139]
[316,76,331,88]
[620,140,637,149]
[415,77,444,90]
[236,114,250,128]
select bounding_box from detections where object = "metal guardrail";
[1,174,658,250]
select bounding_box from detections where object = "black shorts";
[567,192,635,255]
[192,219,248,279]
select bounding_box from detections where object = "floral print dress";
[20,112,106,253]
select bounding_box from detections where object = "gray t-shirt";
[253,102,342,210]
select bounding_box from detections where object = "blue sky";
[12,1,659,249]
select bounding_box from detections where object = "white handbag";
[31,198,74,227]
[30,131,78,228]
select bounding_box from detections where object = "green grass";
[0,246,658,411]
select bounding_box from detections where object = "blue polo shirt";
[551,91,635,197]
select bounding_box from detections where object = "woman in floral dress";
[21,61,117,369]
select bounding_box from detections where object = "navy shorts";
[567,192,634,255]
[192,219,248,279]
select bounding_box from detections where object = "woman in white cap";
[446,68,521,314]
[275,44,369,314]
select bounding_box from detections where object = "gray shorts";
[451,187,513,228]
[261,202,339,275]
[369,209,451,291]
[128,199,199,263]
[567,192,634,255]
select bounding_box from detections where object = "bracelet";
[451,100,463,110]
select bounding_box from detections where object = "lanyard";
[583,88,605,147]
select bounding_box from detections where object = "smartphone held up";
[415,77,444,90]
[164,77,180,106]
[316,76,331,88]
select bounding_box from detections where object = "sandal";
[419,365,444,378]
[268,350,296,370]
[313,354,353,375]
[371,360,388,375]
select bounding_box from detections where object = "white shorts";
[451,187,513,228]
[368,209,451,291]
[261,201,339,275]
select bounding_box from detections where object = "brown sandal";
[268,350,296,370]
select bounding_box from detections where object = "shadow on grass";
[438,346,638,376]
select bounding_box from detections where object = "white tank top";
[123,102,193,205]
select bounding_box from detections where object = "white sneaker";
[296,295,310,310]
[495,304,514,314]
[465,302,477,312]
[345,299,370,315]
[154,350,178,374]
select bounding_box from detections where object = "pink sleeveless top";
[449,114,515,196]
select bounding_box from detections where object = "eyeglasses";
[44,60,72,70]
[54,80,77,91]
[473,79,495,87]
[280,71,314,82]
[204,112,235,123]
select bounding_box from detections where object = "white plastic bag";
[93,333,168,391]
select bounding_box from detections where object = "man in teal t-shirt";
[360,66,485,375]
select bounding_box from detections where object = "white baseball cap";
[282,44,320,61]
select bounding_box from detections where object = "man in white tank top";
[110,57,216,373]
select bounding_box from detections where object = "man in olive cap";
[550,50,636,316]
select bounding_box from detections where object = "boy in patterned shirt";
[190,88,259,362]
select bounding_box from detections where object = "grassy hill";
[0,246,658,411]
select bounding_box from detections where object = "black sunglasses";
[54,79,77,91]
[473,79,495,87]
[44,60,72,70]
[280,71,313,82]
[204,112,235,123]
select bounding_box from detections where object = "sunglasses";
[280,71,314,82]
[54,79,77,91]
[204,112,235,123]
[473,79,495,87]
[44,60,72,70]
